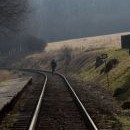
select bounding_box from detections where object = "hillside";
[0,32,130,129]
[45,32,130,51]
[16,32,130,129]
[19,32,130,103]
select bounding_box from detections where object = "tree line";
[0,34,46,56]
[0,1,47,57]
[0,0,28,33]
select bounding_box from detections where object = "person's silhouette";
[51,59,57,75]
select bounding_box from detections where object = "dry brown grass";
[19,32,130,71]
[0,70,17,82]
[22,32,130,61]
[45,32,130,52]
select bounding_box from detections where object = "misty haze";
[27,0,130,42]
[1,1,130,130]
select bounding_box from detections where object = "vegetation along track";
[0,69,98,130]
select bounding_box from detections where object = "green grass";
[78,48,130,129]
[80,49,130,99]
[116,115,130,130]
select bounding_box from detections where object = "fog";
[26,0,130,42]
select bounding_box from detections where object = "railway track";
[0,69,98,130]
[9,73,46,130]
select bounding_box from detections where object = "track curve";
[29,70,98,130]
[0,69,98,130]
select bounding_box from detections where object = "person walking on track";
[51,59,57,75]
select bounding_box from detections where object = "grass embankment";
[20,46,130,101]
[78,49,130,130]
[80,49,130,100]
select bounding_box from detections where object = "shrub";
[100,58,119,74]
[122,102,130,109]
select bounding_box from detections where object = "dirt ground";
[68,75,122,130]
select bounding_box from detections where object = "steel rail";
[57,72,98,130]
[36,69,98,130]
[0,68,98,130]
[28,71,48,130]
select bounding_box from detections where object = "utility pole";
[101,53,110,88]
[129,44,130,55]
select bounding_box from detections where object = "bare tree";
[0,0,28,33]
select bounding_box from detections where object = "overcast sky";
[26,0,130,42]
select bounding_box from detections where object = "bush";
[95,56,104,68]
[100,58,119,74]
[122,102,130,109]
[113,87,127,97]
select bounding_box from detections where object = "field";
[45,32,130,52]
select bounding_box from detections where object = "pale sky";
[26,0,130,42]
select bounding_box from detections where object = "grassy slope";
[45,32,130,52]
[18,33,130,129]
[77,49,130,129]
[80,49,130,100]
[20,33,130,102]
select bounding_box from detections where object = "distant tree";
[0,34,46,56]
[23,35,46,53]
[0,0,28,34]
